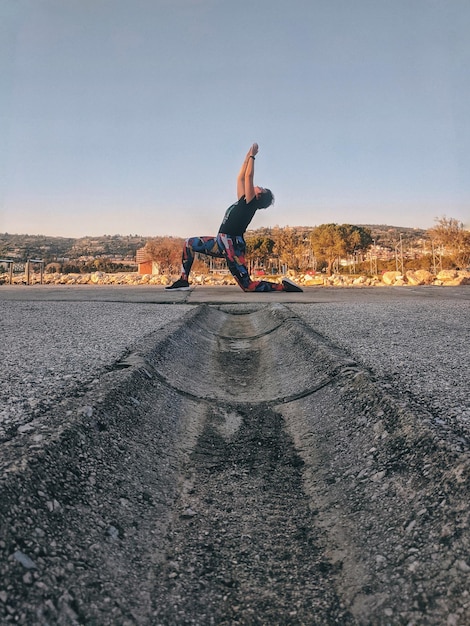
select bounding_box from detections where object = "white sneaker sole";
[282,278,303,292]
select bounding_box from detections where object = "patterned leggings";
[180,234,284,292]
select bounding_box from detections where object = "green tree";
[310,224,372,275]
[339,224,373,253]
[245,236,275,268]
[273,229,304,270]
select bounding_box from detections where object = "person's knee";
[242,281,258,292]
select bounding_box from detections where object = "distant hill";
[0,225,429,262]
[358,225,427,247]
[0,233,148,263]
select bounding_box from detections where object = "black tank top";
[218,196,261,236]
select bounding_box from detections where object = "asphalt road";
[1,284,469,624]
[2,284,469,442]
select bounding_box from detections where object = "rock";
[353,276,368,285]
[407,560,420,573]
[22,571,33,584]
[405,520,416,534]
[406,270,425,285]
[456,560,470,572]
[371,470,386,482]
[382,271,403,285]
[437,269,458,281]
[107,525,120,540]
[445,274,470,286]
[414,269,434,284]
[46,499,62,512]
[93,271,107,283]
[13,550,37,569]
[302,274,325,286]
[17,423,35,433]
[303,274,317,285]
[19,268,470,288]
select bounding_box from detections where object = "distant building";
[136,247,160,275]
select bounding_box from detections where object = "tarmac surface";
[1,284,468,442]
[1,284,469,624]
[2,281,469,304]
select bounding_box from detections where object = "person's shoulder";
[238,194,259,207]
[244,196,259,208]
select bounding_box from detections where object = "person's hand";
[250,143,259,157]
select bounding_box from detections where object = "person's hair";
[257,188,274,209]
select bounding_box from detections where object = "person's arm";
[237,143,258,200]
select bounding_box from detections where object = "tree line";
[144,217,469,276]
[8,216,463,275]
[143,224,374,275]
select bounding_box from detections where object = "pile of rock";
[382,269,470,287]
[1,268,469,287]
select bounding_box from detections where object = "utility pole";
[369,239,377,275]
[431,241,442,275]
[395,235,404,274]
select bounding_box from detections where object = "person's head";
[254,187,275,209]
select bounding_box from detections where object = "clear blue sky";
[1,0,469,238]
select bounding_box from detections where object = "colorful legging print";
[180,234,284,292]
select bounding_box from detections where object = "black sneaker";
[165,279,190,291]
[282,278,303,292]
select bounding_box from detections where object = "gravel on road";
[291,299,470,444]
[0,302,191,441]
[2,297,468,444]
[1,292,469,625]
